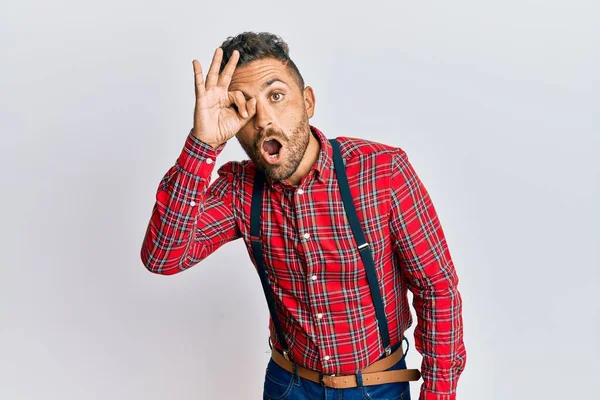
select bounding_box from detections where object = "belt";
[270,344,421,389]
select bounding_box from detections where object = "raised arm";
[388,149,467,400]
[140,47,258,275]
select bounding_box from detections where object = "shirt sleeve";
[140,129,241,275]
[388,149,467,399]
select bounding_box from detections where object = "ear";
[303,86,315,118]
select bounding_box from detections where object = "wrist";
[191,130,225,150]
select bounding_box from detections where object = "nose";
[253,98,273,132]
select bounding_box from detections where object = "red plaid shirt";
[141,125,466,399]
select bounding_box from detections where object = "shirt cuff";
[177,129,226,176]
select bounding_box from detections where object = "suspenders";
[249,138,393,363]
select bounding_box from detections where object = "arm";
[140,129,241,275]
[389,149,467,400]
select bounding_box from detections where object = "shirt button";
[316,313,323,319]
[323,355,330,361]
[303,233,310,239]
[310,275,317,281]
[297,189,304,195]
[205,158,214,164]
[190,201,196,206]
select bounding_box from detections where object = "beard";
[238,117,311,182]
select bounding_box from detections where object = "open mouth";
[261,137,284,164]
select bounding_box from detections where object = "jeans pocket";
[263,358,295,400]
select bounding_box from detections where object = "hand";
[192,48,257,149]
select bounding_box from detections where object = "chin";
[260,162,296,182]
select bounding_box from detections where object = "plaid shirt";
[141,125,466,399]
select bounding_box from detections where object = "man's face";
[229,57,315,182]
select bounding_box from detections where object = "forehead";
[229,58,293,90]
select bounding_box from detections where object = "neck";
[283,130,320,186]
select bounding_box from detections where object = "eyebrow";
[239,78,289,100]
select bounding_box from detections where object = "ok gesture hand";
[192,48,257,149]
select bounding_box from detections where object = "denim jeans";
[263,340,412,400]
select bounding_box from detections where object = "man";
[140,32,466,399]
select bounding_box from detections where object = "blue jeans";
[263,340,412,400]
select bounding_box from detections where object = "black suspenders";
[249,138,392,363]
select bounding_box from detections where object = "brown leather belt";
[270,344,421,389]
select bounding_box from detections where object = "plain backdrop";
[1,1,598,399]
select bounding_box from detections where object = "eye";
[270,92,284,102]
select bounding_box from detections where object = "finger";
[244,97,256,120]
[233,98,257,135]
[192,60,205,97]
[205,47,223,89]
[229,90,249,118]
[245,97,257,119]
[217,49,240,89]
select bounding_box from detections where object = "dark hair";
[219,32,305,90]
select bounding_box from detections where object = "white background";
[1,1,598,399]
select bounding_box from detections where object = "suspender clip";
[283,349,290,361]
[358,242,369,250]
[385,345,392,357]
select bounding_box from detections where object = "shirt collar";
[264,124,333,191]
